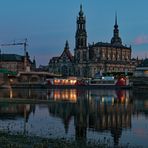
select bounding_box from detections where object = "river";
[0,88,147,147]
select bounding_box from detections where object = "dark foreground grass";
[0,133,107,148]
[0,132,142,148]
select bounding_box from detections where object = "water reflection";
[49,89,77,102]
[48,89,133,146]
[0,88,48,100]
[0,88,147,147]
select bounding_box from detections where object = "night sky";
[0,0,148,66]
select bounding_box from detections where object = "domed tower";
[111,13,122,45]
[74,5,88,63]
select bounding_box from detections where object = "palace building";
[49,5,136,77]
[0,52,36,72]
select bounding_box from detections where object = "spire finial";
[80,4,82,11]
[79,4,83,16]
[111,13,122,45]
[114,12,118,29]
[65,40,69,50]
[115,12,117,26]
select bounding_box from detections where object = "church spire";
[75,4,87,49]
[111,13,122,45]
[115,12,118,27]
[64,40,69,50]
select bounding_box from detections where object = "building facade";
[49,41,74,76]
[49,5,136,78]
[0,52,36,72]
[132,58,148,89]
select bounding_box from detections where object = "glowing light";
[120,78,125,81]
[112,97,114,104]
[9,88,13,99]
[53,90,77,102]
[144,70,148,74]
[102,97,104,102]
[10,79,13,82]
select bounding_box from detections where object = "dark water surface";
[0,88,147,147]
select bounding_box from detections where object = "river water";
[0,88,147,147]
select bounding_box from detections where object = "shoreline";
[3,83,132,90]
[0,132,141,148]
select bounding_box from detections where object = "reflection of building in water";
[0,104,34,134]
[89,89,131,104]
[48,89,132,145]
[0,88,48,100]
[75,95,89,142]
[48,89,77,102]
[89,102,132,145]
[48,102,75,133]
[0,104,31,120]
[133,92,148,117]
[89,90,132,145]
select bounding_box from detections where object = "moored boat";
[45,76,131,89]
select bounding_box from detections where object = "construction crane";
[1,39,28,71]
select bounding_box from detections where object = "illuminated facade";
[48,5,136,77]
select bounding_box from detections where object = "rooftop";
[89,42,131,49]
[0,54,24,62]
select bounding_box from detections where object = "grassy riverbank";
[0,132,142,148]
[0,132,110,148]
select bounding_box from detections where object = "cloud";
[133,35,148,45]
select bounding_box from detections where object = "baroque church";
[49,5,135,77]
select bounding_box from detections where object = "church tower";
[75,4,87,49]
[111,13,122,45]
[74,5,88,63]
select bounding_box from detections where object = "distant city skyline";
[0,0,148,66]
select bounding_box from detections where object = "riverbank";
[5,83,131,90]
[0,132,110,148]
[0,98,62,104]
[0,132,141,148]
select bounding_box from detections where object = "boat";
[45,76,131,89]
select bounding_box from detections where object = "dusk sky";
[0,0,148,66]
